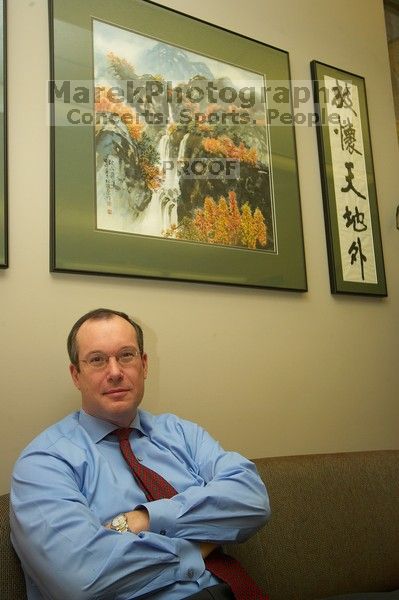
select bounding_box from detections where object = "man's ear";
[69,364,81,390]
[142,353,148,379]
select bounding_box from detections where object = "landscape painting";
[93,19,276,253]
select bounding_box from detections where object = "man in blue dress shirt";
[10,308,270,600]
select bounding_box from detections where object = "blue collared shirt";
[10,409,270,600]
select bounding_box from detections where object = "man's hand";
[125,508,149,534]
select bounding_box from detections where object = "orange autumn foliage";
[202,136,258,165]
[96,91,143,141]
[169,191,267,249]
[139,159,162,191]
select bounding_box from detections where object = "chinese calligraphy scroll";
[311,61,386,296]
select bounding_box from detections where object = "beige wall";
[1,0,398,494]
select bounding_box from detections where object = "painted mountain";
[141,42,214,81]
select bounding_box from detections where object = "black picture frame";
[49,0,307,290]
[0,0,7,269]
[311,60,387,296]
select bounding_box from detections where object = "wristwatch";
[110,513,129,533]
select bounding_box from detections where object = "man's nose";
[107,356,123,378]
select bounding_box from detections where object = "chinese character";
[342,205,367,232]
[341,162,366,199]
[334,115,362,155]
[332,80,357,116]
[348,237,367,280]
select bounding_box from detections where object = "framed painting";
[311,60,387,296]
[49,0,307,290]
[0,0,7,268]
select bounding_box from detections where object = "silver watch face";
[111,514,128,532]
[112,515,125,527]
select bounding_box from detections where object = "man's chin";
[103,399,142,425]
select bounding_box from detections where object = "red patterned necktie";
[115,428,268,600]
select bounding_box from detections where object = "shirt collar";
[78,409,146,443]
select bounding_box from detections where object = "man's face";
[69,315,148,427]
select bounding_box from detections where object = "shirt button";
[136,456,143,462]
[160,529,166,535]
[187,568,194,579]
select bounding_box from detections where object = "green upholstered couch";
[1,450,398,600]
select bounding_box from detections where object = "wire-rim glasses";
[80,348,141,369]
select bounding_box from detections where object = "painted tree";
[166,191,267,249]
[107,52,136,80]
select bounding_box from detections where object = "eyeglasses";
[80,348,141,370]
